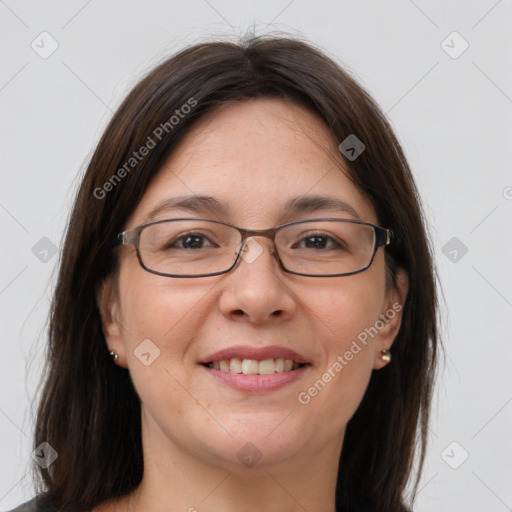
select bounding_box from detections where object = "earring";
[109,350,119,362]
[380,349,391,363]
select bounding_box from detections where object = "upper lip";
[199,345,310,364]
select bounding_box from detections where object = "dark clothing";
[7,497,90,512]
[8,497,56,511]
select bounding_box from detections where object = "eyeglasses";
[116,217,393,278]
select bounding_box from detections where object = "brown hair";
[34,35,439,511]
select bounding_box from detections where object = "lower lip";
[200,364,310,392]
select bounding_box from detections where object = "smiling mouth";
[202,358,309,375]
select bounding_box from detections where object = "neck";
[117,410,343,512]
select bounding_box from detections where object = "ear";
[96,276,126,367]
[373,268,409,369]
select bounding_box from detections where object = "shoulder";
[6,496,97,512]
[6,496,59,512]
[6,498,36,511]
[6,498,40,512]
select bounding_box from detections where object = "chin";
[195,415,314,468]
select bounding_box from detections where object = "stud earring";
[380,349,391,363]
[109,350,119,362]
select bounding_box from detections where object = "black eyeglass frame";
[115,217,393,278]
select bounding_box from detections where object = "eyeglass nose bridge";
[237,225,280,240]
[234,226,281,265]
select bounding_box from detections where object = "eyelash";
[166,231,346,251]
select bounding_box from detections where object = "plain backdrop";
[1,1,511,510]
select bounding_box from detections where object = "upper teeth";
[209,358,300,374]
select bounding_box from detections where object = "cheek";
[116,272,210,412]
[117,266,212,358]
[296,263,386,422]
[308,262,386,350]
[315,287,379,388]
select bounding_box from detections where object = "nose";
[218,237,297,324]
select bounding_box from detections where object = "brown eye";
[165,233,215,250]
[292,232,347,251]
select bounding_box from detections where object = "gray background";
[1,0,511,510]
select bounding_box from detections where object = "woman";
[12,35,439,512]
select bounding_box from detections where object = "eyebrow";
[146,195,227,221]
[282,195,361,220]
[145,194,361,222]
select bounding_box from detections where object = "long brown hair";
[34,35,439,511]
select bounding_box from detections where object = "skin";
[96,98,408,512]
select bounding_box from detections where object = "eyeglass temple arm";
[117,229,138,247]
[376,227,393,247]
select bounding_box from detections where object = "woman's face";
[100,98,406,472]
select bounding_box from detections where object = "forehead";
[127,98,377,228]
